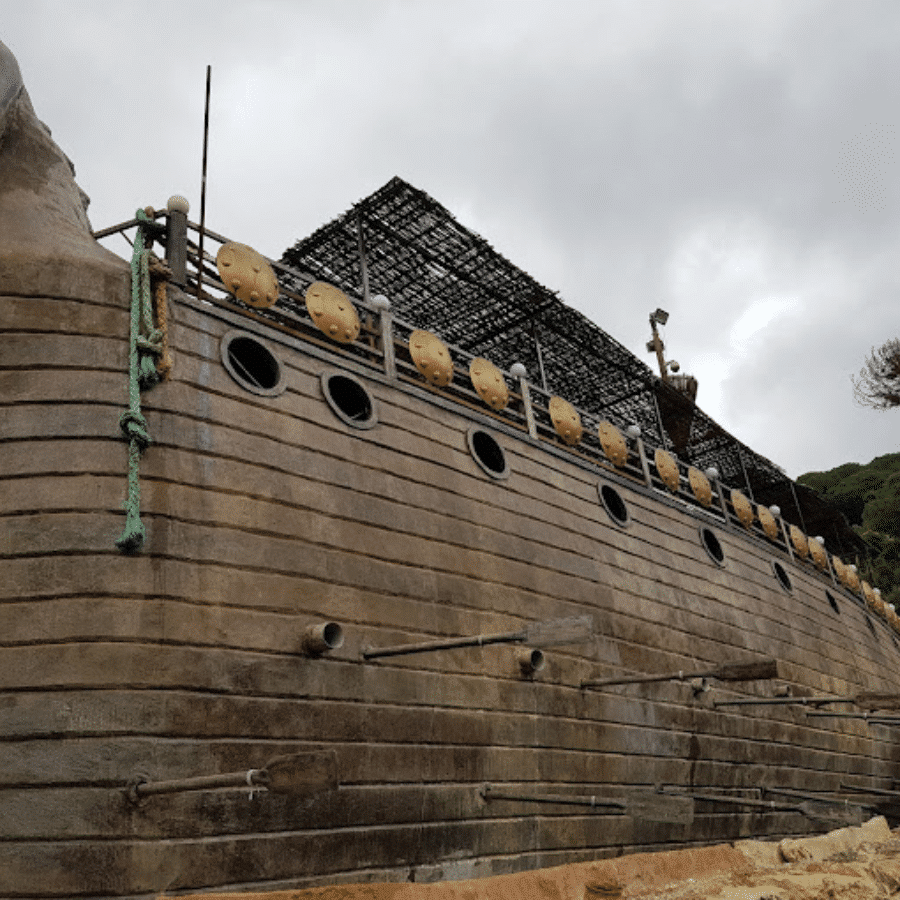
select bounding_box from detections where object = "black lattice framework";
[281,177,864,556]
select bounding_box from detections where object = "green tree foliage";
[799,454,900,605]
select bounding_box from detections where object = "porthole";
[320,372,377,429]
[598,482,630,528]
[700,526,726,566]
[772,560,793,593]
[220,330,286,397]
[466,427,509,480]
[826,591,841,615]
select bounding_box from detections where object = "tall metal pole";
[196,65,211,302]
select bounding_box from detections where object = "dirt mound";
[171,817,900,900]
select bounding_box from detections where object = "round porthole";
[598,482,630,528]
[700,526,725,566]
[320,372,377,429]
[220,330,286,397]
[826,591,841,615]
[772,560,793,593]
[865,615,879,641]
[467,427,509,480]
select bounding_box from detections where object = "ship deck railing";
[93,210,888,632]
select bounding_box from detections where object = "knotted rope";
[116,208,168,552]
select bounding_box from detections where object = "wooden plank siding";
[2,284,900,897]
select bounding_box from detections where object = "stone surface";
[0,40,127,297]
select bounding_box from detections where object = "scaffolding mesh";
[281,177,864,557]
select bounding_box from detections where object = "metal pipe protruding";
[127,768,267,804]
[302,622,344,656]
[517,647,545,677]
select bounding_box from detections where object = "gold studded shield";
[688,467,712,507]
[863,581,876,607]
[216,242,280,308]
[846,566,860,593]
[654,448,680,492]
[597,421,627,467]
[757,505,779,541]
[409,329,454,386]
[730,490,754,529]
[808,538,827,571]
[789,525,809,559]
[549,396,583,445]
[469,357,509,411]
[832,555,847,585]
[305,282,361,344]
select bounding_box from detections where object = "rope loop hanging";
[116,208,167,553]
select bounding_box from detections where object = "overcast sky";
[5,0,898,478]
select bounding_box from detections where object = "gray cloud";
[4,0,898,477]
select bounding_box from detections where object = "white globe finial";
[167,195,190,214]
[510,362,527,378]
[371,294,391,311]
[704,466,719,482]
[625,424,641,439]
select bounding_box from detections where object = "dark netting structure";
[281,177,864,557]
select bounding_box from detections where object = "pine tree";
[853,339,900,409]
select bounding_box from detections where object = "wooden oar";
[126,750,338,803]
[581,657,778,690]
[659,786,866,825]
[716,692,900,710]
[762,787,872,826]
[363,615,594,660]
[481,785,693,824]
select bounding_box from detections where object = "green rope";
[116,209,162,553]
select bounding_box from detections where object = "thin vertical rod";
[737,449,755,501]
[196,65,211,302]
[355,212,371,306]
[788,479,808,534]
[532,324,549,392]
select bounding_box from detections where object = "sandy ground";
[174,817,900,900]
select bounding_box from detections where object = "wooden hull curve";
[3,270,900,898]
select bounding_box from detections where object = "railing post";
[706,468,732,527]
[165,195,189,286]
[511,363,537,438]
[372,295,396,379]
[776,509,795,561]
[634,436,653,488]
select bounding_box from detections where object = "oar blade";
[525,615,595,647]
[855,692,900,711]
[713,658,780,682]
[798,800,869,828]
[623,789,695,825]
[265,750,338,796]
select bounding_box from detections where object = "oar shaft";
[363,630,523,660]
[482,789,626,810]
[132,768,265,799]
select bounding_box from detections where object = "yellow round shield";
[688,467,713,508]
[655,448,680,493]
[597,421,628,468]
[305,282,360,344]
[757,505,779,541]
[217,242,280,309]
[730,490,754,529]
[549,396,583,445]
[409,329,454,386]
[789,525,809,559]
[469,357,509,410]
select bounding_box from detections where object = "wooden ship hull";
[3,39,900,899]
